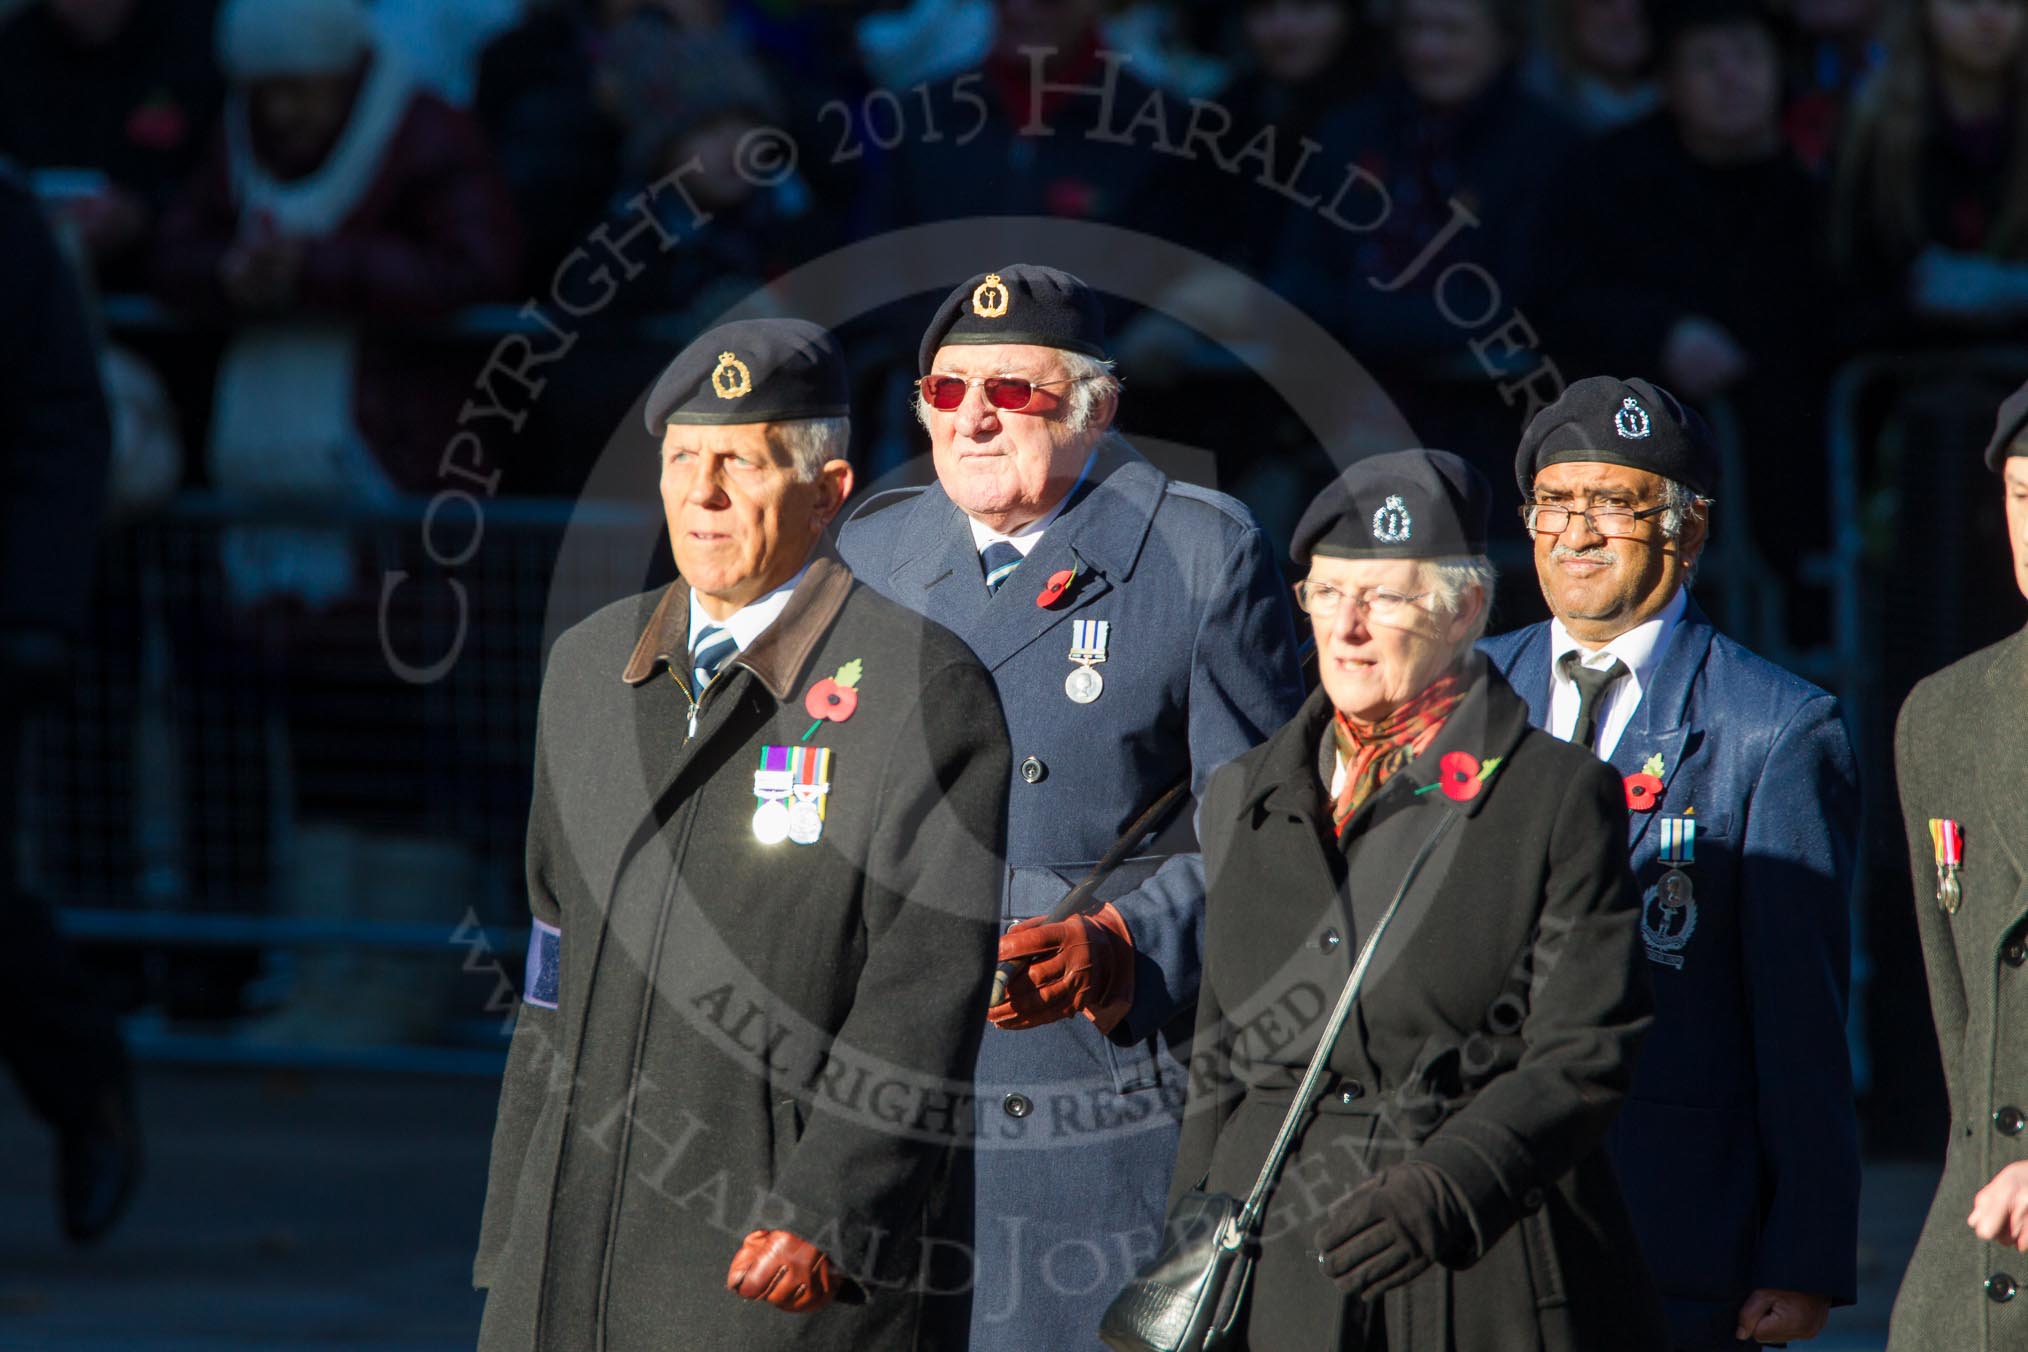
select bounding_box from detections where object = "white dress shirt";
[1548,587,1689,760]
[687,563,810,658]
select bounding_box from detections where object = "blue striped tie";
[691,624,737,690]
[981,541,1023,594]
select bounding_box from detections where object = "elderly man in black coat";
[1172,450,1666,1350]
[474,319,1012,1351]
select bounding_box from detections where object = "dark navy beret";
[1986,379,2028,472]
[1515,375,1718,498]
[917,264,1108,375]
[643,317,849,432]
[1292,449,1491,567]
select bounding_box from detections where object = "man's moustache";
[1551,546,1618,564]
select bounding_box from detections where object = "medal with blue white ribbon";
[1065,618,1109,704]
[1658,814,1696,909]
[754,745,833,846]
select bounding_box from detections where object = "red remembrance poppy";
[1439,751,1483,802]
[1624,772,1663,812]
[804,678,858,723]
[1036,569,1076,609]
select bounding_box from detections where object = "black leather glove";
[1314,1161,1472,1301]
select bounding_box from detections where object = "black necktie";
[1560,652,1629,752]
[981,541,1022,594]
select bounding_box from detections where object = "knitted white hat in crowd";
[216,0,377,82]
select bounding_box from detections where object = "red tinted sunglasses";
[917,373,1086,411]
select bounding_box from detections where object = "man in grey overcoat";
[838,264,1306,1349]
[474,318,1011,1351]
[1890,380,2028,1351]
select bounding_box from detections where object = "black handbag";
[1098,812,1460,1352]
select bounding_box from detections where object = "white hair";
[913,350,1122,434]
[1421,555,1499,647]
[766,416,850,482]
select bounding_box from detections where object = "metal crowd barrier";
[33,491,664,1075]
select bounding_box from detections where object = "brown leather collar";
[619,550,853,701]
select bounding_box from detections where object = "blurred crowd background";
[3,0,2024,1167]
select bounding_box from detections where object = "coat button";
[1988,1273,2018,1303]
[1019,756,1046,784]
[1318,929,1341,953]
[1338,1082,1363,1104]
[2007,942,2027,969]
[1998,1107,2026,1137]
[1002,1093,1033,1119]
[1521,1187,1545,1213]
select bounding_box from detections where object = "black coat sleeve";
[0,180,110,636]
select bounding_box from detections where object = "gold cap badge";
[711,351,753,399]
[971,272,1010,320]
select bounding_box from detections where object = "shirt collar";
[687,563,810,655]
[1548,586,1689,688]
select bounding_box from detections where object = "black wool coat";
[475,555,1011,1351]
[1174,661,1668,1352]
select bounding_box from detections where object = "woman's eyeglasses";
[917,373,1089,411]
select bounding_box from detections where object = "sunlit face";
[1570,0,1651,80]
[1305,557,1478,722]
[1666,22,1781,153]
[1528,461,1704,644]
[1928,0,2028,80]
[1399,0,1511,109]
[2005,452,2028,602]
[924,342,1109,534]
[1245,0,1353,86]
[660,421,851,620]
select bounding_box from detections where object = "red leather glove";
[725,1229,838,1313]
[989,902,1135,1032]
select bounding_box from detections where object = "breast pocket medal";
[1929,818,1964,914]
[1642,815,1698,968]
[754,745,834,846]
[1065,618,1109,704]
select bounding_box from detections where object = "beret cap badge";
[1615,397,1651,440]
[971,272,1010,320]
[711,352,753,400]
[1371,495,1413,545]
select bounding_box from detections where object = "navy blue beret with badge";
[1291,448,1491,567]
[917,263,1108,374]
[1515,375,1718,498]
[1985,378,2028,472]
[642,317,849,432]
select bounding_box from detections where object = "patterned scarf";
[1330,671,1466,836]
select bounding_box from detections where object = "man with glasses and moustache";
[839,264,1304,1350]
[1480,376,1861,1350]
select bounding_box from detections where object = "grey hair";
[766,416,850,482]
[1421,555,1499,647]
[913,351,1122,433]
[1657,477,1708,540]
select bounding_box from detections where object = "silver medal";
[752,799,791,845]
[1065,664,1104,704]
[788,800,824,845]
[1659,868,1694,909]
[1939,867,1962,915]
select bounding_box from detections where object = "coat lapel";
[1977,630,2028,883]
[1605,600,1713,855]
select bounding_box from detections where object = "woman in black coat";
[1172,450,1667,1351]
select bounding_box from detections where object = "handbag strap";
[1228,809,1461,1240]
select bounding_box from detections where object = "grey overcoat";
[1891,625,2028,1350]
[473,554,1011,1351]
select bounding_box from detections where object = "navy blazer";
[1481,601,1861,1350]
[839,438,1304,1351]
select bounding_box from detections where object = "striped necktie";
[691,624,737,691]
[981,541,1023,594]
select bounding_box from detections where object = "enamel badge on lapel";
[1642,814,1699,968]
[754,745,833,846]
[1929,818,1964,914]
[1065,618,1109,704]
